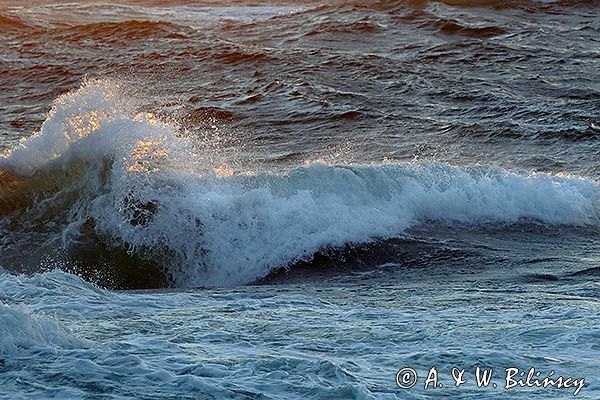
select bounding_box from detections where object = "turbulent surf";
[1,80,599,289]
[1,1,599,399]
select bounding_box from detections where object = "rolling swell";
[0,12,33,32]
[1,81,599,289]
[421,18,507,38]
[53,20,195,43]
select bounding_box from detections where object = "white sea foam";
[1,81,599,287]
[0,301,82,358]
[0,270,87,359]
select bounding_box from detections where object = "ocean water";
[1,1,599,399]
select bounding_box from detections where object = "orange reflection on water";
[134,112,160,125]
[66,110,102,138]
[126,138,169,173]
[213,164,235,177]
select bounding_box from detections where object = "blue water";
[1,1,600,399]
[2,261,599,399]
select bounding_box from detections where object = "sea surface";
[0,0,599,399]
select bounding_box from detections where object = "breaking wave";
[1,80,598,288]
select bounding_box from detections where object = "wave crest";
[1,80,599,288]
[54,20,194,43]
[0,12,34,32]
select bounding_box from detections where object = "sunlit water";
[1,1,599,399]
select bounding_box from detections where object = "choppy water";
[1,1,599,399]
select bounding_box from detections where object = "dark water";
[1,2,600,399]
[1,0,600,288]
[0,0,599,288]
[1,0,599,170]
